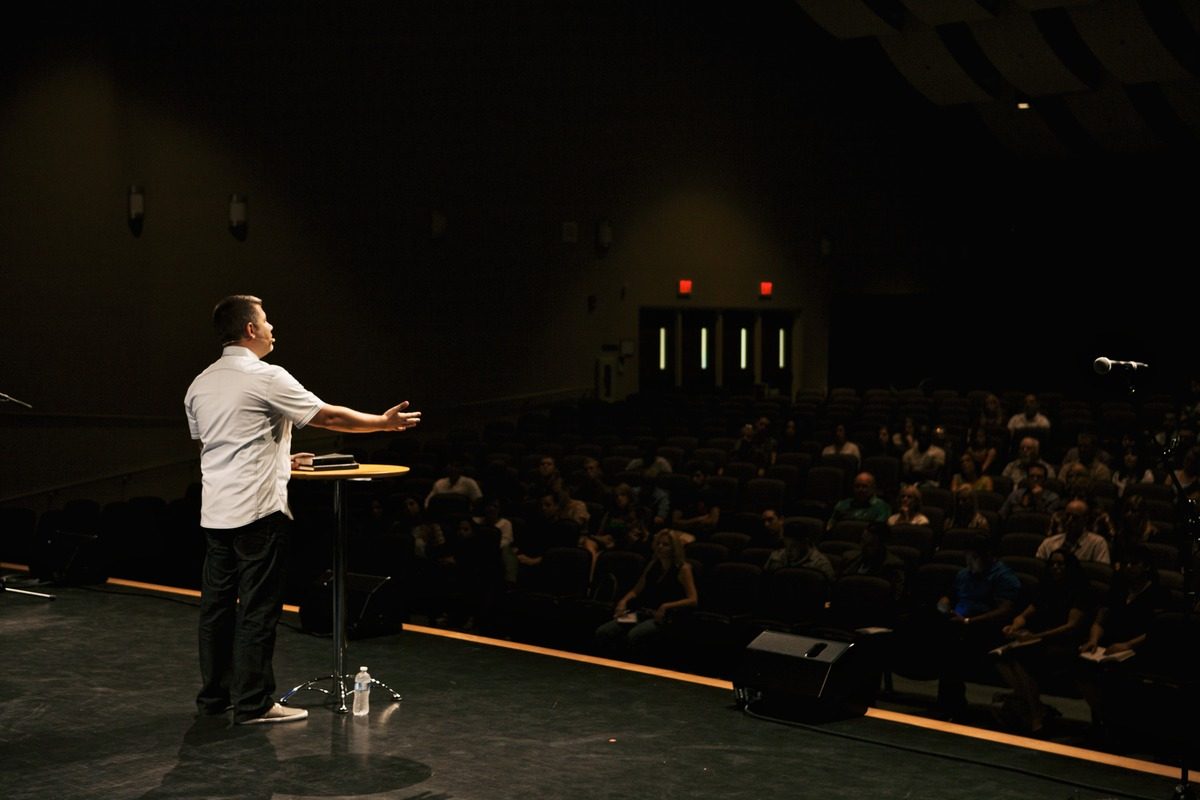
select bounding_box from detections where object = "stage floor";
[0,580,1181,800]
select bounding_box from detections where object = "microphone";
[1093,356,1149,374]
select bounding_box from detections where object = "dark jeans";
[197,512,289,722]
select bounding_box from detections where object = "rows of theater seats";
[3,386,1195,753]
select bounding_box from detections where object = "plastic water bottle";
[352,666,371,716]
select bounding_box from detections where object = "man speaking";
[185,295,420,724]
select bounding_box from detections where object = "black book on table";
[295,453,359,471]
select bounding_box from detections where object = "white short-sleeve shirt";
[185,346,323,529]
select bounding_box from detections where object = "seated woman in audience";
[978,393,1007,436]
[867,424,905,459]
[945,485,990,532]
[965,427,999,477]
[594,530,698,659]
[1165,444,1200,497]
[581,482,639,576]
[1076,546,1168,738]
[1111,448,1154,498]
[993,549,1092,735]
[951,451,993,493]
[888,485,931,527]
[822,423,861,468]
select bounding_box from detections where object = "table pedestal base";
[281,674,402,714]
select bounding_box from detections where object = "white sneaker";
[237,702,309,725]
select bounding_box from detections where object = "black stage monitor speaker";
[734,630,876,722]
[300,571,402,639]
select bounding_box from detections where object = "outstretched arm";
[308,401,422,433]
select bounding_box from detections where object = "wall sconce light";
[678,279,693,299]
[759,281,774,299]
[128,185,145,238]
[229,194,248,241]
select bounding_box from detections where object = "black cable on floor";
[742,702,1167,800]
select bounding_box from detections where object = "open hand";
[383,401,422,431]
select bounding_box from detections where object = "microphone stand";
[1159,433,1199,800]
[1108,363,1195,798]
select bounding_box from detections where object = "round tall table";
[281,463,409,713]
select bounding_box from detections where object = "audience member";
[581,483,637,578]
[1007,393,1051,434]
[778,418,802,454]
[999,463,1061,518]
[828,472,891,528]
[1109,494,1160,568]
[1111,448,1154,498]
[471,497,516,584]
[764,521,835,579]
[902,426,946,487]
[1165,445,1200,497]
[752,415,778,468]
[993,549,1092,734]
[965,427,999,476]
[594,530,698,658]
[626,444,672,479]
[632,475,670,529]
[840,522,906,600]
[888,485,931,527]
[670,463,721,537]
[934,536,1021,719]
[1056,436,1111,483]
[946,485,991,532]
[512,489,575,577]
[822,423,861,468]
[573,457,611,505]
[425,461,482,508]
[1036,499,1111,564]
[1048,480,1115,543]
[1077,547,1168,739]
[757,508,786,548]
[443,515,502,631]
[526,455,561,501]
[951,451,993,493]
[1000,437,1055,486]
[978,393,1007,436]
[891,416,917,454]
[869,424,906,459]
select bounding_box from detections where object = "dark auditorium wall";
[0,3,836,501]
[2,2,1196,504]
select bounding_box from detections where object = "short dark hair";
[212,295,262,345]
